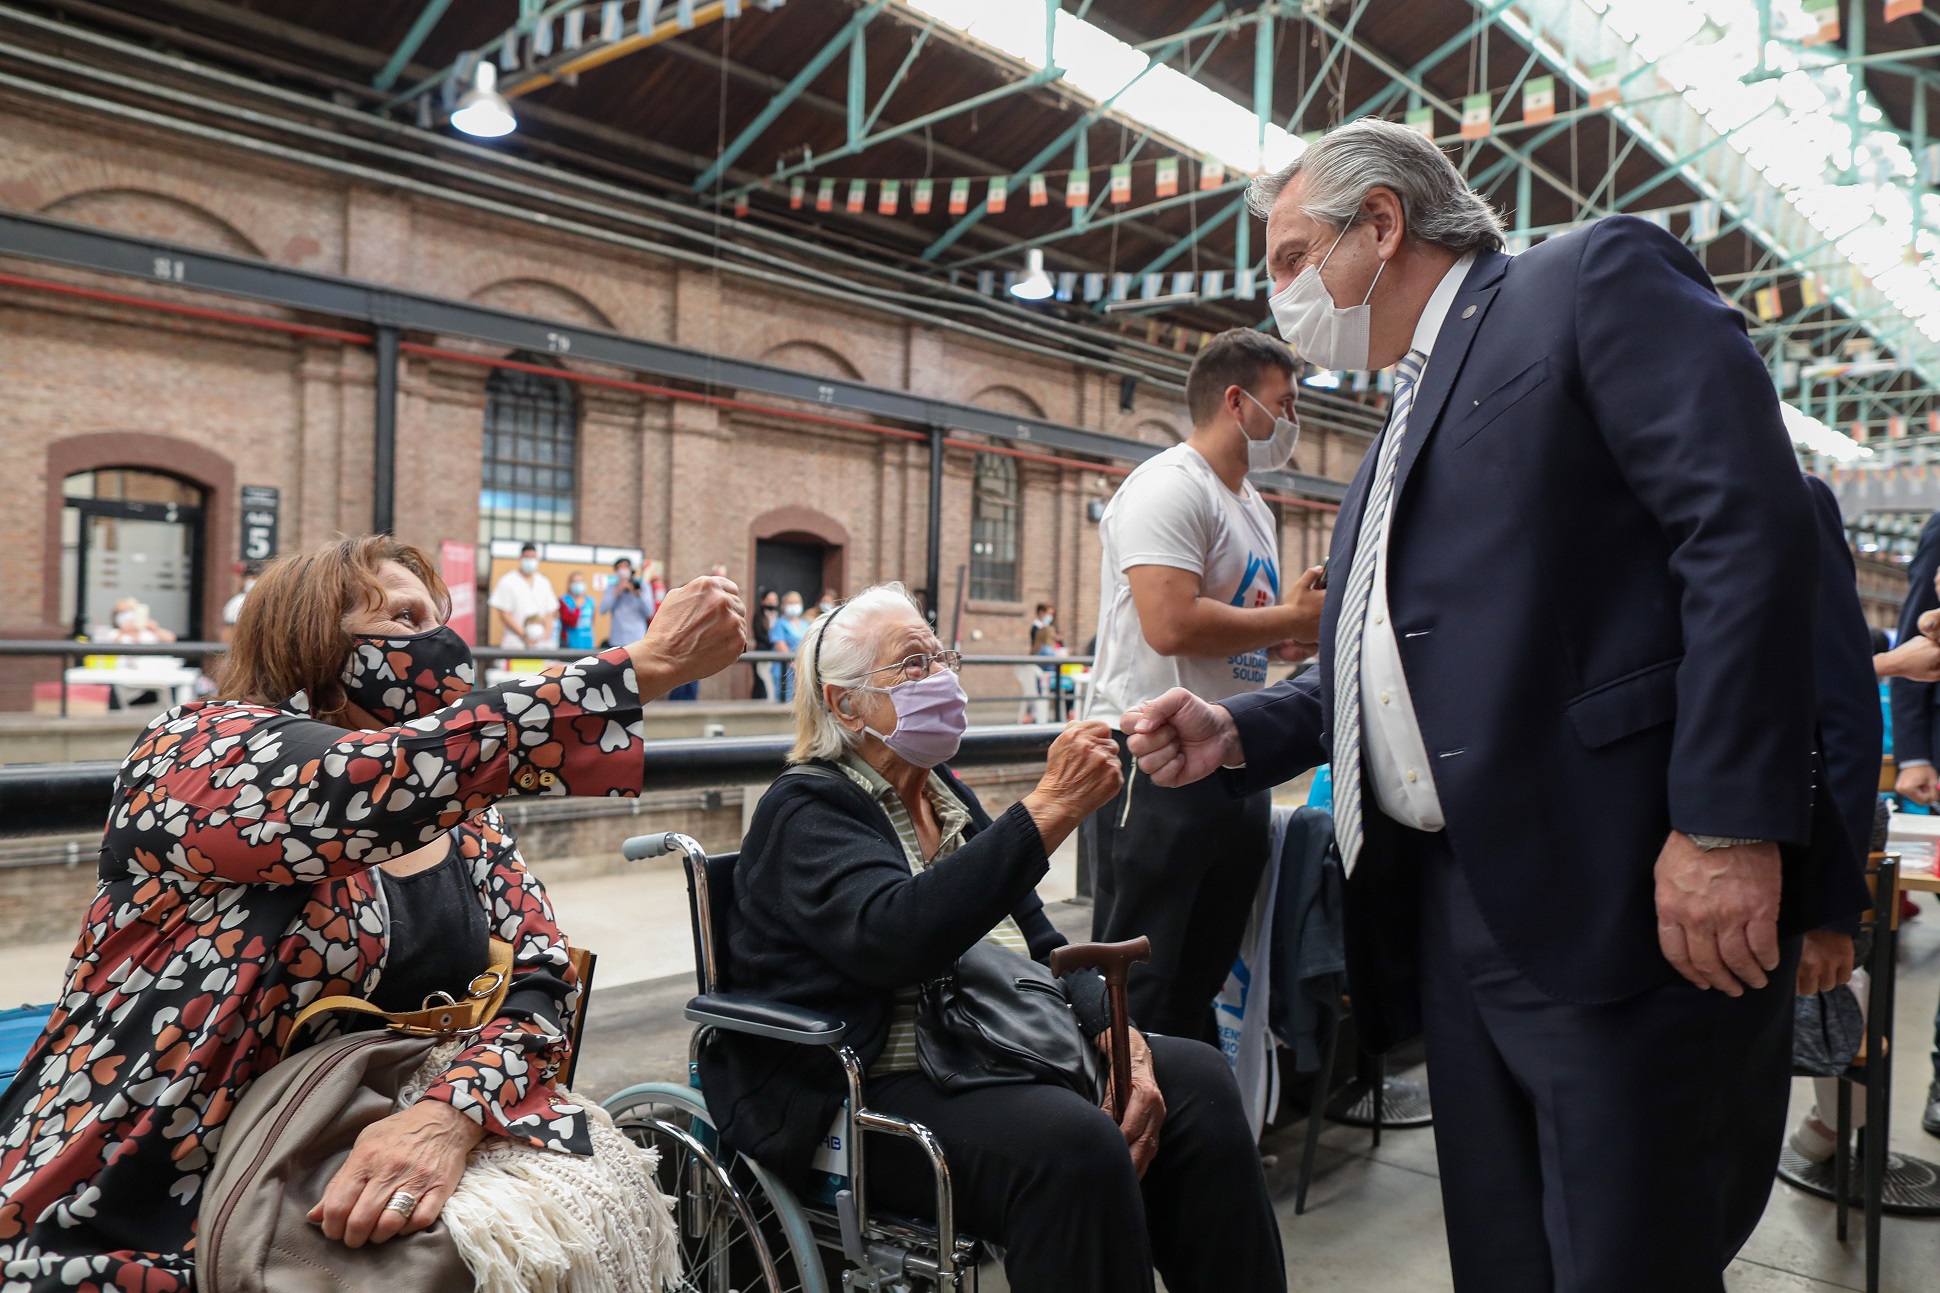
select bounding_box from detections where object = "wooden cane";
[1049,936,1152,1121]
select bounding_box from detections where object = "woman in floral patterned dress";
[0,536,746,1292]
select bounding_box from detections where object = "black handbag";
[914,940,1105,1101]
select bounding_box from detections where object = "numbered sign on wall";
[239,485,280,561]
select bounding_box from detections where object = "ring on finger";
[385,1190,419,1217]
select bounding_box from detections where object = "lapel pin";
[1461,304,1477,318]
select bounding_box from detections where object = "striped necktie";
[1331,349,1427,876]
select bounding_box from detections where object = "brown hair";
[216,536,450,720]
[1185,328,1298,426]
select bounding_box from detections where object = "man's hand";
[1283,565,1326,649]
[309,1099,482,1247]
[629,576,748,697]
[1100,1027,1166,1179]
[1897,764,1939,806]
[1654,831,1782,996]
[1796,928,1855,997]
[1120,687,1242,788]
[1876,634,1940,682]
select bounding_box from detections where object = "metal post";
[1254,6,1273,171]
[847,22,865,147]
[1516,165,1532,250]
[1916,86,1927,243]
[1849,0,1864,182]
[374,323,399,535]
[926,425,945,630]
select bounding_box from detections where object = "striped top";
[835,753,1031,1074]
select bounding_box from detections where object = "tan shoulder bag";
[196,940,514,1293]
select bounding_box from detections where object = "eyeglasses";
[859,650,963,683]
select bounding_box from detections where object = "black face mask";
[340,625,476,724]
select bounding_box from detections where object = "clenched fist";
[1023,720,1123,853]
[629,575,748,699]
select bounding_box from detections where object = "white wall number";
[546,331,572,353]
[817,384,836,403]
[152,257,185,281]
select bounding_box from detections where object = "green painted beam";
[374,0,457,92]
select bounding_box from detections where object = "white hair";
[1248,117,1504,254]
[788,582,925,764]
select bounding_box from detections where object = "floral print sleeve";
[106,648,646,891]
[413,811,592,1152]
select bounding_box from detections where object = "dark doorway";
[754,539,827,609]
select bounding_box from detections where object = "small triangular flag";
[1522,76,1555,125]
[1461,93,1492,140]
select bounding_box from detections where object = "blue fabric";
[559,593,595,651]
[0,1004,54,1084]
[1218,216,1862,1013]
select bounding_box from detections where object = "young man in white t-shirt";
[487,542,558,650]
[1086,328,1325,1041]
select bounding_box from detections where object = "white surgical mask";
[520,557,538,574]
[569,581,586,595]
[1239,390,1301,473]
[1267,223,1384,371]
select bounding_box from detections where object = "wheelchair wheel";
[604,1082,829,1293]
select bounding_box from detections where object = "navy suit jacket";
[1222,217,1865,1031]
[1889,511,1940,765]
[1804,474,1881,935]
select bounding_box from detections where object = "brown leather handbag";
[196,940,514,1293]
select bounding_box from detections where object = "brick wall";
[0,91,1364,706]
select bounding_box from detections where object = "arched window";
[479,361,578,546]
[969,452,1019,602]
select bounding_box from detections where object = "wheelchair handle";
[622,831,692,861]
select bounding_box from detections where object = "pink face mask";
[861,669,969,769]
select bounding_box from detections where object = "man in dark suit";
[1122,119,1868,1292]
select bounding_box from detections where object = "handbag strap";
[283,937,516,1058]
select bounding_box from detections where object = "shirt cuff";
[1901,759,1933,770]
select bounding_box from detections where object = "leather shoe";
[1925,1080,1940,1138]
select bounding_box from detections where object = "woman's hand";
[1100,1027,1166,1179]
[628,576,748,698]
[1022,721,1122,852]
[308,1100,483,1248]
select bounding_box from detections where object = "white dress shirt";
[1357,252,1476,830]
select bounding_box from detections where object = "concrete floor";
[4,847,1938,1289]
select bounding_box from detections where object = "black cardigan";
[695,760,1107,1184]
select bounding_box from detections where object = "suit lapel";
[1388,250,1508,507]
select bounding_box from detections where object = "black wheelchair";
[600,831,988,1292]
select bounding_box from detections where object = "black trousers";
[1092,733,1273,1040]
[1401,826,1798,1293]
[866,1035,1284,1293]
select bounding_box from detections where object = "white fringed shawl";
[403,1041,682,1293]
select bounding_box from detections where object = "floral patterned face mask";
[339,625,477,724]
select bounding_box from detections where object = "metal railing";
[0,725,1065,838]
[0,640,1095,718]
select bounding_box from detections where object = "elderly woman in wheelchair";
[678,583,1284,1293]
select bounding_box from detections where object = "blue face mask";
[782,604,803,620]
